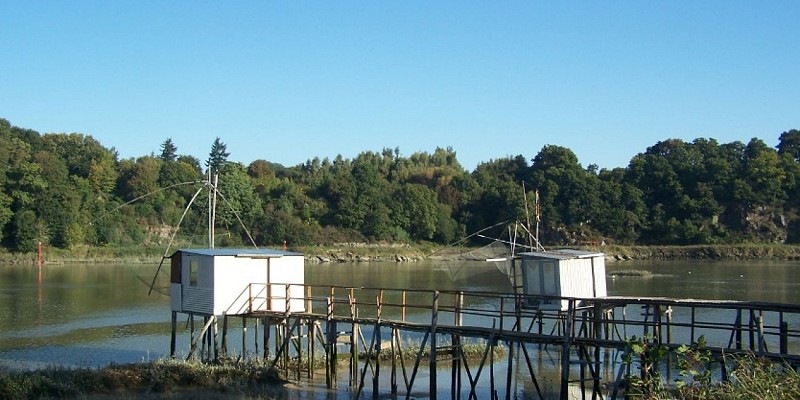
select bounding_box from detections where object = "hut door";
[524,260,559,308]
[540,261,558,296]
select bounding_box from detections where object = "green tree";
[216,162,263,245]
[351,158,393,239]
[11,209,38,252]
[206,137,230,174]
[117,157,163,201]
[33,150,78,247]
[741,138,786,207]
[530,145,602,241]
[5,138,47,211]
[40,133,113,179]
[391,183,440,240]
[778,129,800,162]
[160,138,178,162]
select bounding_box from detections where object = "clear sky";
[2,2,798,171]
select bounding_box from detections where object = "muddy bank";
[302,244,800,264]
[2,244,799,265]
[600,244,800,262]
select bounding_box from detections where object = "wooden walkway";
[171,284,800,400]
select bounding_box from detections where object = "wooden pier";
[171,284,800,399]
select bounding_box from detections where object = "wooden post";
[373,322,381,398]
[665,306,673,383]
[189,313,196,360]
[263,317,270,360]
[310,320,316,378]
[735,309,743,350]
[538,310,544,349]
[500,297,505,332]
[430,290,439,400]
[213,316,219,361]
[170,311,177,359]
[780,321,789,354]
[454,292,463,399]
[284,285,292,371]
[242,316,248,359]
[749,310,756,351]
[350,288,358,388]
[248,284,253,313]
[307,285,313,315]
[200,316,207,360]
[402,290,407,322]
[391,328,398,395]
[505,337,514,400]
[254,317,259,358]
[560,299,575,400]
[326,288,337,389]
[654,304,662,344]
[221,314,228,358]
[593,303,603,397]
[297,319,303,381]
[757,313,765,354]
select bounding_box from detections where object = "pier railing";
[240,283,800,358]
[181,283,800,399]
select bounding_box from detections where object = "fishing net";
[443,238,516,281]
[459,240,512,262]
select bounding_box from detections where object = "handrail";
[233,282,800,358]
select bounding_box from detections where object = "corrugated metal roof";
[519,249,604,260]
[172,248,303,258]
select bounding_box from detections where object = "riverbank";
[1,243,799,265]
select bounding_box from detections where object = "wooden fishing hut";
[168,248,305,358]
[514,249,607,311]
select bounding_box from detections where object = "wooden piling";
[430,290,439,400]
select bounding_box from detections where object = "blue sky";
[1,2,798,171]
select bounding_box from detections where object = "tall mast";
[207,169,219,249]
[211,172,218,248]
[522,181,532,252]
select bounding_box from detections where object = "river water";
[1,258,798,396]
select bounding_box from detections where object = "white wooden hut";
[516,249,606,311]
[169,248,305,316]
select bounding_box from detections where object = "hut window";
[523,260,559,303]
[541,262,557,295]
[189,260,198,286]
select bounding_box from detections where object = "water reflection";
[607,260,800,303]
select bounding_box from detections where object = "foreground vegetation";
[2,118,800,255]
[623,336,800,400]
[1,349,796,399]
[0,342,503,399]
[0,360,286,399]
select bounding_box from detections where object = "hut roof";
[518,249,603,260]
[172,248,303,258]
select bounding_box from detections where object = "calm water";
[1,258,798,395]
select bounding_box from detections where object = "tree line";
[1,117,799,252]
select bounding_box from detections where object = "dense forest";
[1,117,799,252]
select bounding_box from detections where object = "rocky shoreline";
[2,244,799,265]
[302,244,800,264]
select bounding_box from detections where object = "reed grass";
[706,355,800,400]
[0,359,285,399]
[608,269,653,277]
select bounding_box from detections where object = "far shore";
[1,243,800,265]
